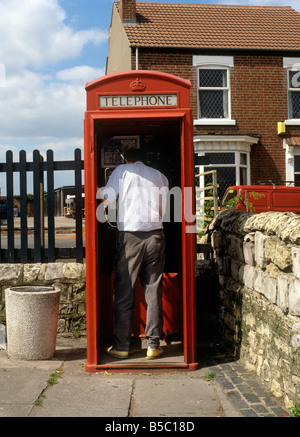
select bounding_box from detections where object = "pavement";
[1,216,80,231]
[0,336,289,420]
[0,216,290,420]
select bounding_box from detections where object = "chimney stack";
[119,0,137,25]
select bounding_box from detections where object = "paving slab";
[30,375,133,417]
[129,376,223,417]
[0,339,74,417]
[0,368,50,417]
[0,338,290,418]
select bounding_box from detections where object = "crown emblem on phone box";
[130,78,146,91]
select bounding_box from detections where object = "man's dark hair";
[124,148,145,163]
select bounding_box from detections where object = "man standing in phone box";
[98,148,169,359]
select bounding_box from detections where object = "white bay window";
[194,135,260,197]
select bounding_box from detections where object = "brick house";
[106,0,300,195]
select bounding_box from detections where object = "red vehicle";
[222,184,300,214]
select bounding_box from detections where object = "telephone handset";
[104,167,114,185]
[103,149,125,185]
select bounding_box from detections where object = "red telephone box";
[84,70,197,371]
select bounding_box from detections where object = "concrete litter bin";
[5,285,61,360]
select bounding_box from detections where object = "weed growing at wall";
[288,401,300,417]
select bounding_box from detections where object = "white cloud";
[0,0,299,166]
[0,69,85,140]
[56,66,105,84]
[0,0,107,74]
[0,0,107,159]
[0,65,105,144]
[38,138,83,157]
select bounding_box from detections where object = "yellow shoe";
[105,346,129,359]
[146,347,164,360]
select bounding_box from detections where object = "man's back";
[102,162,169,232]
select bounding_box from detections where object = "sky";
[0,0,300,191]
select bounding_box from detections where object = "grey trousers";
[112,230,165,351]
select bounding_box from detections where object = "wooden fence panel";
[0,148,84,263]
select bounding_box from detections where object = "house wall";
[231,56,287,183]
[202,208,300,407]
[106,5,132,75]
[133,49,300,183]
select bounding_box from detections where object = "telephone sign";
[99,94,178,108]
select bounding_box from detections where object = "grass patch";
[205,371,216,381]
[34,393,46,406]
[47,368,64,386]
[34,368,64,407]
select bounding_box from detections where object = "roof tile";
[114,2,300,51]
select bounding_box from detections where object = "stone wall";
[0,262,86,337]
[202,209,300,407]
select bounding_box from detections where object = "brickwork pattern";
[119,0,136,21]
[132,50,300,183]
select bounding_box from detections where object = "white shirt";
[101,162,169,232]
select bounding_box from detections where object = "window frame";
[194,65,235,126]
[294,155,300,185]
[284,140,300,185]
[196,151,251,196]
[283,58,300,126]
[287,68,300,121]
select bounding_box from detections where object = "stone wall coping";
[208,209,300,245]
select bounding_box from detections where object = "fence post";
[74,148,83,263]
[212,170,218,218]
[46,150,55,262]
[6,151,14,263]
[33,150,44,262]
[0,186,1,262]
[19,150,28,263]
